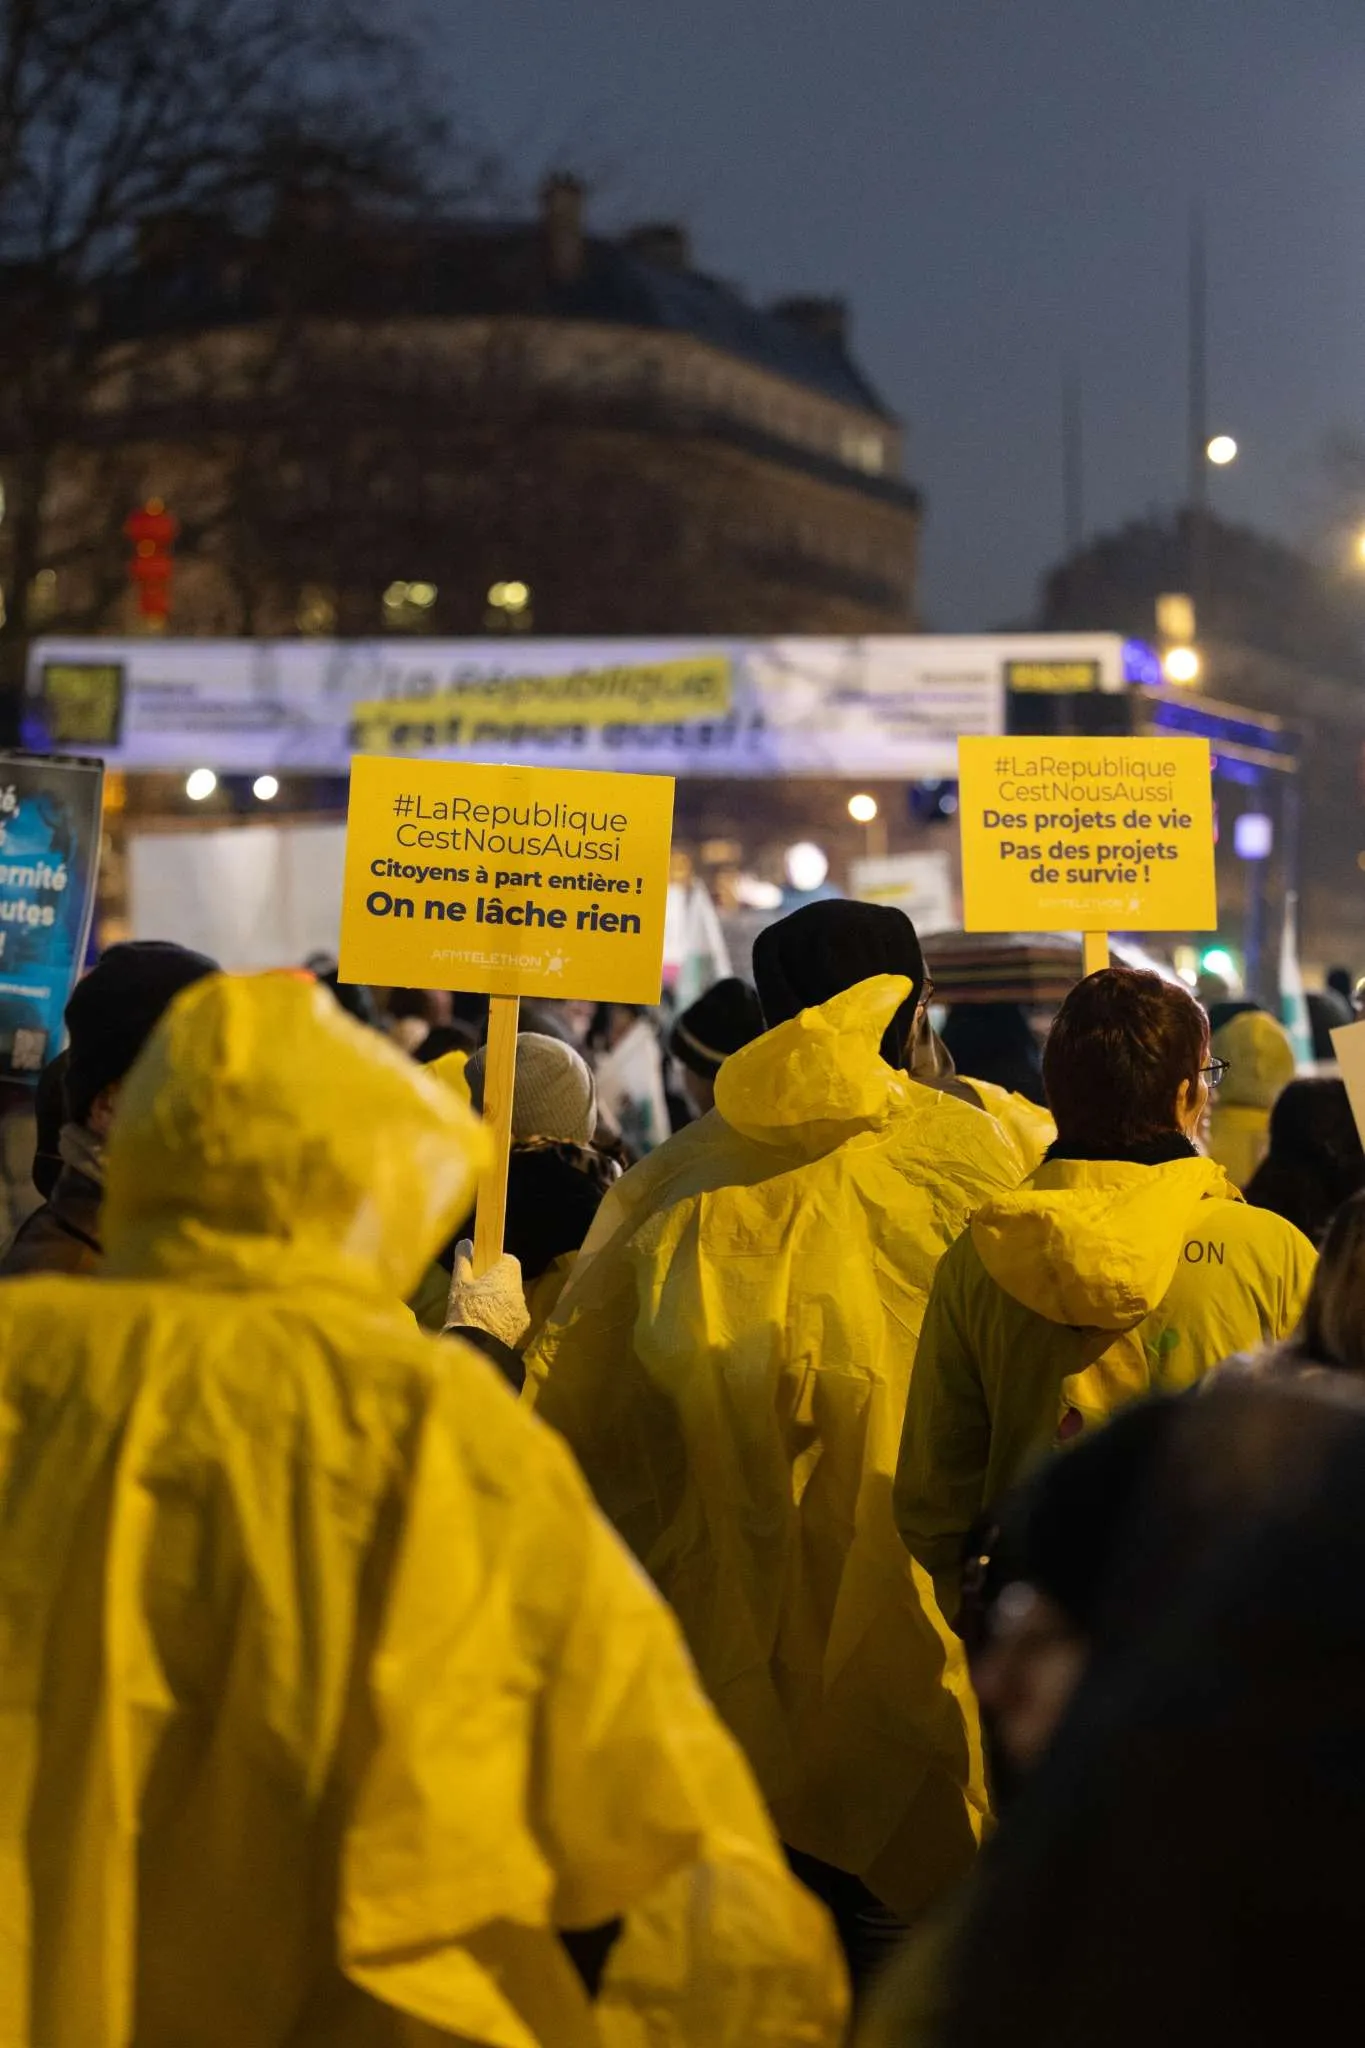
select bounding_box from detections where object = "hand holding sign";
[339,757,675,1273]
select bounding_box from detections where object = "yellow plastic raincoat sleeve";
[893,1234,993,1622]
[341,1352,846,2048]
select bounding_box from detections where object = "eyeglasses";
[1201,1057,1231,1088]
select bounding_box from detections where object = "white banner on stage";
[28,631,1129,779]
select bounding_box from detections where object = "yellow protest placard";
[957,736,1217,933]
[337,756,675,1002]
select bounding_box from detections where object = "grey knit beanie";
[466,1031,597,1146]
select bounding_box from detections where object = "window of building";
[28,568,58,624]
[839,428,886,474]
[382,580,438,630]
[296,584,336,635]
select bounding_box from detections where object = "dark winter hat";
[669,977,765,1080]
[752,900,926,1069]
[65,940,219,1124]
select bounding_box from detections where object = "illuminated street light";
[185,767,217,802]
[1163,645,1201,685]
[253,774,280,802]
[1206,434,1238,466]
[847,792,878,824]
[784,841,830,893]
[1234,812,1273,861]
[1200,946,1238,983]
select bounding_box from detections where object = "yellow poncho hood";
[715,972,916,1149]
[971,1156,1239,1330]
[1213,1008,1296,1110]
[103,971,487,1297]
[1205,1010,1296,1189]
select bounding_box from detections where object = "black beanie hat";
[752,900,926,1069]
[669,977,765,1080]
[64,940,219,1124]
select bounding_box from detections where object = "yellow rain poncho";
[409,1047,473,1330]
[958,1077,1054,1173]
[0,974,845,2048]
[895,1153,1317,1616]
[1206,1008,1296,1189]
[528,975,1026,1919]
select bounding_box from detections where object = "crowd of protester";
[0,915,1359,2044]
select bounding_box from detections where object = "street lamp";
[784,842,829,894]
[1206,434,1238,467]
[487,579,533,632]
[1163,645,1201,686]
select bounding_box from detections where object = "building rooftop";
[110,178,896,422]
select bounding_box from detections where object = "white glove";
[443,1239,530,1350]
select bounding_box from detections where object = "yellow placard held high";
[957,736,1217,933]
[338,756,675,1003]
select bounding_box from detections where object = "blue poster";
[0,752,104,1081]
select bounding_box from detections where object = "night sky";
[428,0,1365,629]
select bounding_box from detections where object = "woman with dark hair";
[894,967,1317,1617]
[1244,1075,1365,1245]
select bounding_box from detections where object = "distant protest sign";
[957,736,1217,935]
[0,751,104,1080]
[1332,1021,1365,1150]
[349,654,731,752]
[337,756,675,1003]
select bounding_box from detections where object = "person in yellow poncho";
[1205,1004,1296,1189]
[0,971,845,2048]
[527,902,1028,1990]
[895,967,1317,1623]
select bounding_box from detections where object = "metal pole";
[1187,206,1208,613]
[1244,855,1266,1006]
[1063,369,1085,558]
[1279,764,1303,1012]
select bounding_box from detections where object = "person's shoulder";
[431,1327,596,1515]
[1214,1193,1314,1256]
[610,1115,758,1232]
[891,1083,1025,1191]
[0,1203,97,1279]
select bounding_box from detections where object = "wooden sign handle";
[1082,931,1110,978]
[473,993,520,1274]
